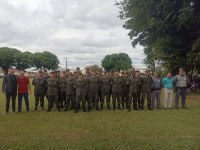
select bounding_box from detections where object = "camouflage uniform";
[141,75,153,110]
[74,76,87,113]
[100,74,111,109]
[111,75,122,110]
[32,76,46,110]
[127,75,141,111]
[88,74,99,110]
[121,73,129,109]
[64,75,76,111]
[46,77,60,111]
[59,76,67,108]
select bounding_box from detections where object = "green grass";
[0,79,200,150]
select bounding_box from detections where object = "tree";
[31,51,59,70]
[101,53,132,72]
[14,51,34,70]
[41,51,59,70]
[0,47,20,74]
[116,0,200,75]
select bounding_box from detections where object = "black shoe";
[46,109,51,112]
[64,108,68,111]
[74,110,78,113]
[107,105,110,110]
[34,107,38,111]
[148,107,153,110]
[96,106,99,111]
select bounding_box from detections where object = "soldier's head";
[179,67,185,76]
[114,72,119,77]
[50,71,56,78]
[78,73,83,80]
[104,71,108,77]
[135,70,140,77]
[38,70,43,77]
[125,71,129,77]
[145,70,150,77]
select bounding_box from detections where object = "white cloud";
[0,0,146,69]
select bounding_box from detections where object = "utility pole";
[65,57,67,70]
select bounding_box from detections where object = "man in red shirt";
[17,70,31,112]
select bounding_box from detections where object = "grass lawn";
[0,79,200,150]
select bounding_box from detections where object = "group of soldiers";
[33,68,154,113]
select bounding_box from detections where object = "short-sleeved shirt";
[17,76,29,94]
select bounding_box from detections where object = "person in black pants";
[2,68,18,114]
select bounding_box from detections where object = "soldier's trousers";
[5,92,17,113]
[75,94,86,109]
[35,93,45,108]
[88,91,98,107]
[101,92,110,105]
[137,92,141,108]
[65,94,75,109]
[175,88,187,108]
[60,91,66,106]
[151,90,161,109]
[128,92,137,109]
[122,90,129,105]
[47,95,60,111]
[112,92,121,105]
[141,91,151,109]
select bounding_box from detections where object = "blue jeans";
[18,93,30,112]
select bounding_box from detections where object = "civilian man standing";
[174,68,190,109]
[2,68,18,113]
[17,70,31,112]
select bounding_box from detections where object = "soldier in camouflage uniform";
[111,72,122,110]
[59,71,67,109]
[74,74,87,113]
[88,72,99,110]
[135,71,142,109]
[141,70,153,110]
[100,71,111,109]
[46,71,61,112]
[32,70,46,111]
[126,70,140,111]
[64,72,76,111]
[121,71,129,109]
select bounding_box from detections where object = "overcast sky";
[0,0,145,69]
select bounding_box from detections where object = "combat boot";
[101,104,103,110]
[83,107,86,112]
[113,104,116,110]
[118,104,121,110]
[107,104,110,110]
[34,106,38,111]
[122,103,124,109]
[88,105,91,112]
[128,106,131,112]
[96,106,99,111]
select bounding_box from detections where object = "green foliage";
[116,0,200,75]
[0,47,20,74]
[101,53,132,72]
[0,47,60,73]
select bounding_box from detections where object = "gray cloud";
[0,0,146,69]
